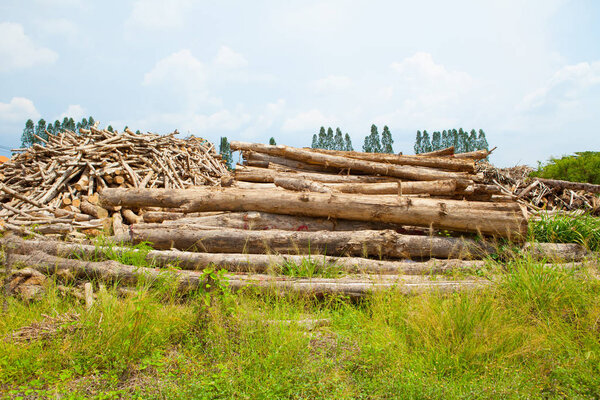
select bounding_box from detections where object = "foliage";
[362,124,383,153]
[312,126,353,151]
[276,257,343,278]
[21,116,97,147]
[2,254,600,398]
[531,152,600,184]
[380,125,394,153]
[269,137,276,145]
[529,213,600,251]
[219,137,233,170]
[414,128,489,154]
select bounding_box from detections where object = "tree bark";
[327,179,463,195]
[232,142,479,182]
[534,178,600,194]
[244,152,343,173]
[100,187,528,238]
[417,147,455,157]
[522,242,588,262]
[7,251,488,297]
[115,226,495,259]
[80,199,109,219]
[273,177,333,193]
[453,147,496,160]
[234,165,396,184]
[305,147,474,172]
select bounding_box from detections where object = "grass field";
[1,253,599,399]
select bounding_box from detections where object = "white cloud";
[143,49,205,87]
[58,104,87,122]
[0,97,41,122]
[214,46,248,69]
[35,0,83,6]
[311,75,352,94]
[127,0,191,29]
[0,23,58,72]
[282,109,335,132]
[518,61,600,112]
[37,18,78,37]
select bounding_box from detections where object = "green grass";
[1,256,600,399]
[529,213,600,251]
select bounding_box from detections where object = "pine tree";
[431,131,441,151]
[344,133,353,151]
[269,137,276,145]
[35,119,48,143]
[421,130,432,153]
[219,136,233,170]
[136,130,141,135]
[458,128,469,153]
[21,119,35,147]
[325,127,334,150]
[477,129,489,151]
[317,127,326,149]
[381,125,393,153]
[452,129,459,151]
[107,125,114,133]
[414,130,422,154]
[362,135,371,152]
[311,134,318,148]
[53,120,61,134]
[441,130,448,148]
[88,116,95,128]
[333,128,344,150]
[369,124,382,153]
[468,129,477,152]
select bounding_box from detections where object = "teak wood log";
[6,251,487,297]
[534,178,600,194]
[305,148,474,172]
[1,236,489,275]
[100,187,528,238]
[115,227,495,259]
[234,165,396,184]
[232,142,478,182]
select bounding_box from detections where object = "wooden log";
[273,177,333,193]
[232,142,478,182]
[306,148,474,172]
[6,251,488,297]
[454,147,496,160]
[122,209,142,224]
[244,152,342,173]
[80,199,109,219]
[112,212,126,237]
[117,226,495,259]
[1,236,491,275]
[327,180,462,196]
[522,242,589,262]
[100,187,528,238]
[417,147,455,157]
[235,165,396,184]
[534,178,600,194]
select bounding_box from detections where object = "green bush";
[529,213,600,251]
[531,151,600,184]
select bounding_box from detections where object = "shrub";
[531,151,600,184]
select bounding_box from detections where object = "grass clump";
[529,213,600,251]
[276,256,344,278]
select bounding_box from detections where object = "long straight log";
[534,178,600,194]
[418,147,455,157]
[100,187,528,238]
[305,148,474,172]
[244,152,342,173]
[234,165,396,184]
[232,142,479,181]
[116,227,495,259]
[273,177,333,193]
[454,147,496,160]
[327,180,463,195]
[1,236,489,274]
[7,251,488,297]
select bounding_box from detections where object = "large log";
[232,142,479,182]
[234,165,396,184]
[244,152,342,173]
[100,187,528,238]
[534,178,600,194]
[327,180,463,196]
[116,227,495,259]
[1,236,489,275]
[417,147,455,157]
[453,147,496,160]
[7,251,488,297]
[305,148,474,172]
[273,177,333,193]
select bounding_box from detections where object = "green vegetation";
[414,128,489,154]
[1,254,600,399]
[219,136,233,170]
[529,213,600,251]
[312,126,354,151]
[531,152,600,184]
[21,116,96,147]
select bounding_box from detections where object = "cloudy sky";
[1,0,599,166]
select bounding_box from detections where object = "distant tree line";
[414,128,488,154]
[311,127,354,151]
[21,117,96,147]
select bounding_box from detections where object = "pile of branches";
[0,127,229,237]
[479,162,600,215]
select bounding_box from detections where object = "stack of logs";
[0,127,228,238]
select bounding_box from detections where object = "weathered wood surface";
[273,177,333,193]
[533,178,600,194]
[417,147,455,157]
[522,242,589,262]
[100,187,528,238]
[6,251,489,297]
[1,236,490,275]
[232,142,479,182]
[234,165,396,184]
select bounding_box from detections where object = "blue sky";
[1,0,599,166]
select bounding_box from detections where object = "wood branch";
[6,251,488,297]
[121,209,142,224]
[234,165,396,184]
[80,199,109,219]
[306,148,474,172]
[100,187,528,238]
[417,147,455,157]
[232,142,478,182]
[112,212,126,237]
[534,178,600,194]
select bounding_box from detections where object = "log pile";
[479,163,600,215]
[0,127,229,237]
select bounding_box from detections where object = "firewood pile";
[0,127,229,238]
[479,163,600,215]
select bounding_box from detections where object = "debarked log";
[100,187,529,238]
[234,165,397,184]
[115,227,494,259]
[6,251,488,297]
